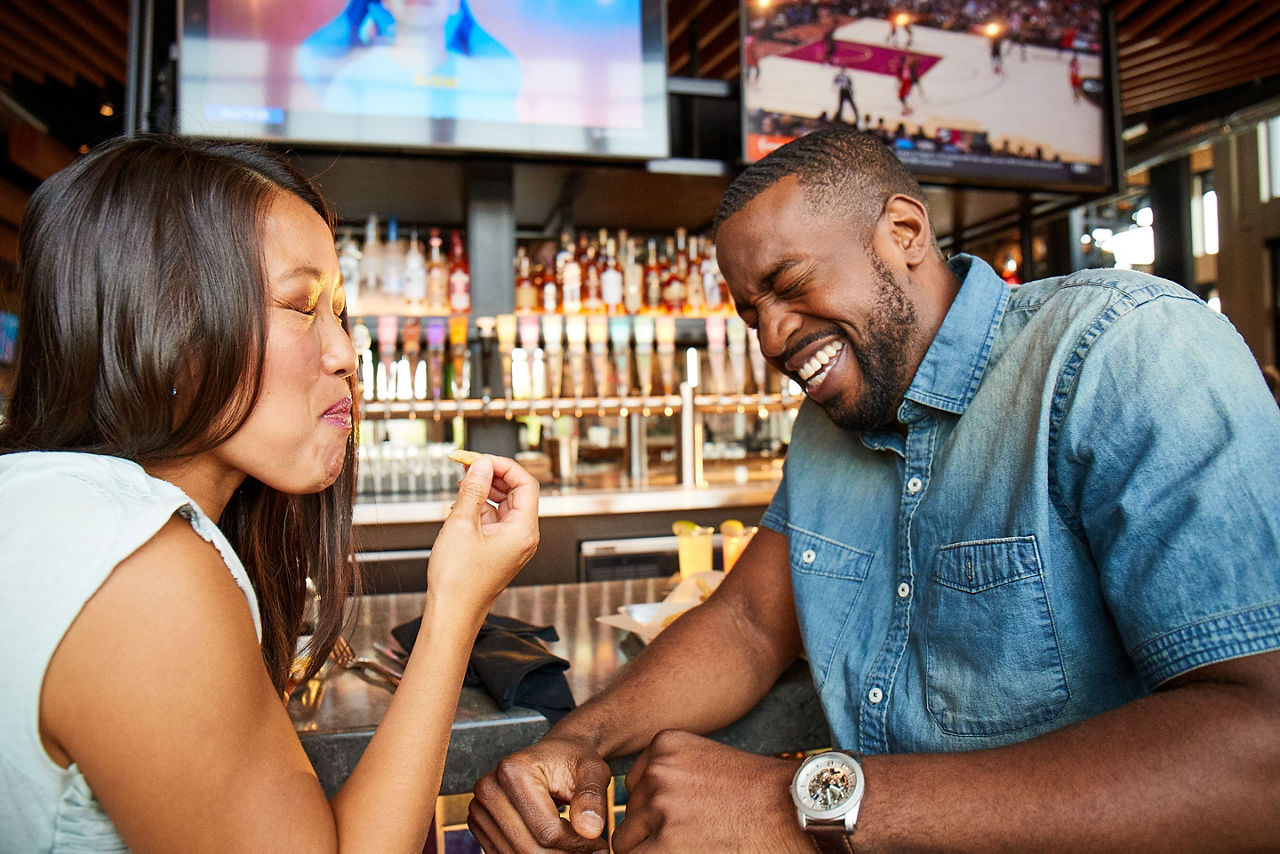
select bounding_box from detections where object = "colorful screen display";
[0,311,16,365]
[741,1,1115,191]
[178,0,669,159]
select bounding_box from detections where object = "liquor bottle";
[643,238,663,311]
[702,242,725,311]
[685,234,706,314]
[380,216,405,298]
[601,237,624,313]
[576,231,592,274]
[426,228,448,313]
[448,229,471,313]
[360,213,382,298]
[554,231,576,280]
[622,236,643,315]
[560,234,583,315]
[539,261,559,313]
[402,230,427,307]
[582,240,604,313]
[661,235,686,314]
[336,231,362,314]
[514,246,540,312]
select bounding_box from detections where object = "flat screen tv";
[177,0,670,160]
[741,1,1116,192]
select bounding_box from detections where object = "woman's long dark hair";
[0,134,359,694]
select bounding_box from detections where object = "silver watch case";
[791,750,865,833]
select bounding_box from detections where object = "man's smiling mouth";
[797,340,845,391]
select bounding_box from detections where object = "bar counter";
[353,480,782,526]
[291,579,830,796]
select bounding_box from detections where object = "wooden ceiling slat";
[0,56,17,86]
[1120,5,1280,65]
[0,222,19,266]
[0,29,75,87]
[1118,37,1162,55]
[0,180,30,230]
[666,0,699,44]
[14,0,128,69]
[1119,42,1217,77]
[1124,62,1280,108]
[701,41,739,77]
[1122,28,1280,91]
[695,10,738,52]
[8,16,107,88]
[1141,2,1226,43]
[54,0,129,44]
[668,0,717,46]
[77,0,130,37]
[1116,0,1187,37]
[8,125,76,182]
[1109,0,1150,25]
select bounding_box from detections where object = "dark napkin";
[392,614,576,723]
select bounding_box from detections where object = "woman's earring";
[171,387,178,397]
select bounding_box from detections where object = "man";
[820,8,839,66]
[469,129,1280,852]
[833,65,858,127]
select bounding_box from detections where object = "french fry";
[448,449,482,466]
[695,577,713,601]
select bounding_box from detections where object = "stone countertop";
[291,580,829,796]
[353,480,782,526]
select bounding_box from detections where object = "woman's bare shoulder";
[40,514,268,763]
[39,513,322,850]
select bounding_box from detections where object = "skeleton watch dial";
[791,751,865,822]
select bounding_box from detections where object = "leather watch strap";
[806,825,855,854]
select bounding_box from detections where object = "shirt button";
[906,476,923,494]
[897,582,911,599]
[802,549,816,564]
[868,687,883,704]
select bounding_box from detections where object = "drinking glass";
[673,521,715,579]
[721,524,758,573]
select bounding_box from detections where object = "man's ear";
[881,194,933,270]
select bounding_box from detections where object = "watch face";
[792,752,865,821]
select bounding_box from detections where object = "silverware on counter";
[373,640,409,667]
[330,636,403,689]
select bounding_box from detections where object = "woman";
[0,135,539,852]
[302,0,522,122]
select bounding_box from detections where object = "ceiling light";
[1121,123,1148,142]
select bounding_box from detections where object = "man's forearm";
[550,591,800,759]
[853,651,1280,852]
[551,534,805,760]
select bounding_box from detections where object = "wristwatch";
[790,750,865,854]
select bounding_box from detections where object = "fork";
[329,636,403,688]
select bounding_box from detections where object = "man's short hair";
[714,128,928,242]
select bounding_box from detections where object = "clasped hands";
[470,729,810,853]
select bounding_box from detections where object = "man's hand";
[610,730,811,854]
[469,734,613,853]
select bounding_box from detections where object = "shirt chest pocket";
[925,536,1069,736]
[789,528,874,689]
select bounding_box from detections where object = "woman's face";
[206,191,356,497]
[390,0,459,36]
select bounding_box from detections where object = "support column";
[1149,156,1196,290]
[464,162,519,458]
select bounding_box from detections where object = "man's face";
[716,176,921,432]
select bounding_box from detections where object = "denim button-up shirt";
[764,254,1280,755]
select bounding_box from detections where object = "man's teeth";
[797,341,844,382]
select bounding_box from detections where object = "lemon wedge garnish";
[672,520,698,536]
[720,519,744,536]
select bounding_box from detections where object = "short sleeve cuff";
[1132,602,1280,687]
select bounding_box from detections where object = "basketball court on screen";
[746,17,1103,165]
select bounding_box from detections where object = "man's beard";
[823,253,918,432]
